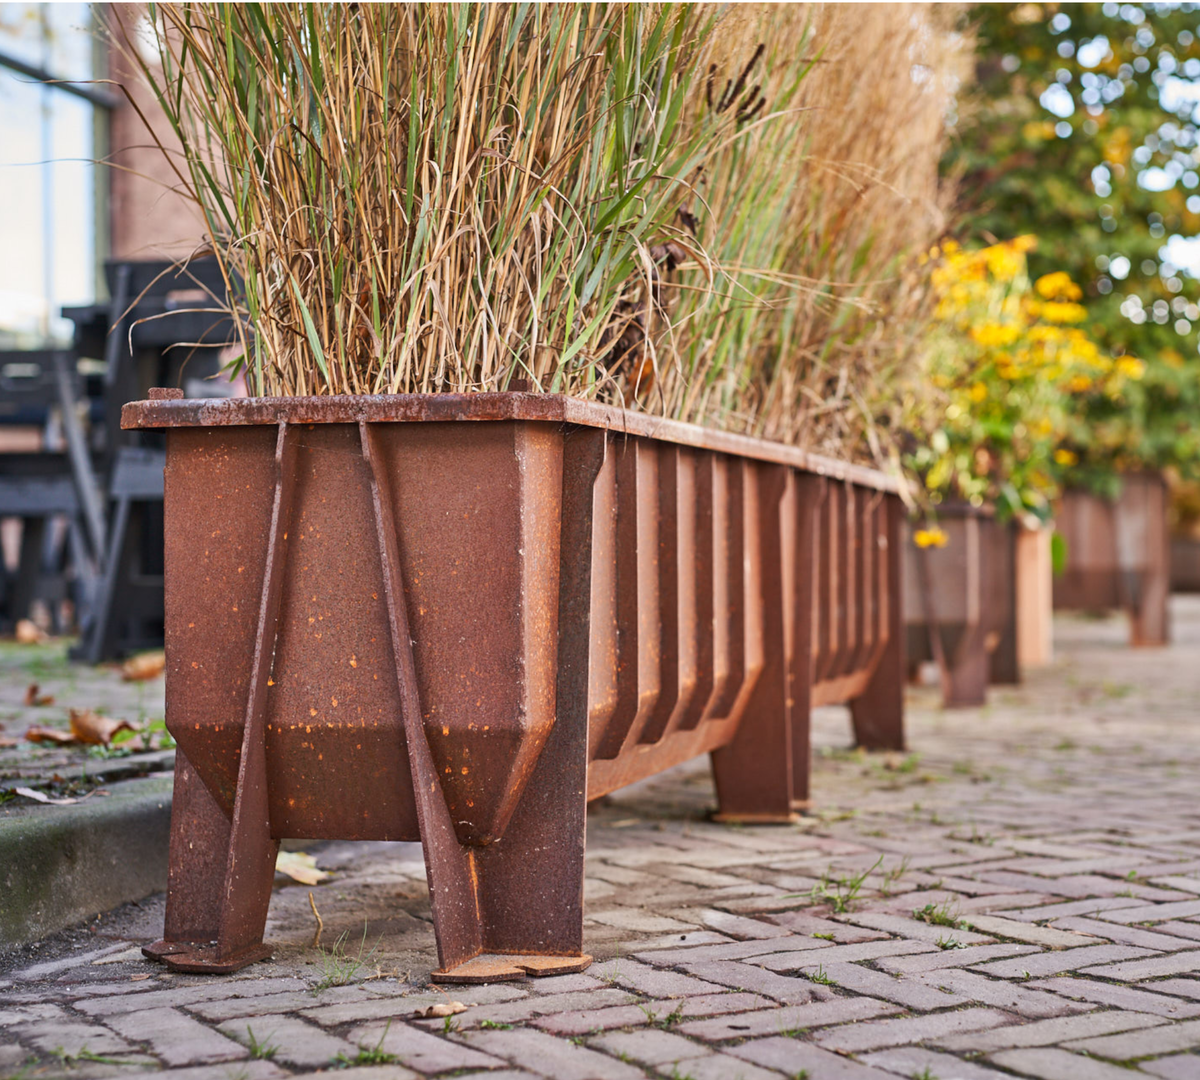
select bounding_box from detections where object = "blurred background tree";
[947,1,1200,492]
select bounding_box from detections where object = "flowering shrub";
[904,237,1141,522]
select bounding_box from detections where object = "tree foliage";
[947,1,1200,487]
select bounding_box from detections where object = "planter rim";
[123,390,902,494]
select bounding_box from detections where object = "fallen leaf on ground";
[24,683,55,707]
[275,850,329,885]
[122,651,166,682]
[0,737,15,748]
[118,735,147,753]
[14,786,77,805]
[25,726,76,745]
[130,973,151,982]
[417,1002,467,1018]
[69,709,136,746]
[15,619,47,644]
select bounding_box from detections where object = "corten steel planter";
[904,505,1016,708]
[123,390,904,983]
[1170,536,1200,593]
[1053,472,1170,646]
[1015,523,1054,668]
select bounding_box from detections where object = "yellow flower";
[1040,301,1088,324]
[970,322,1021,347]
[1066,374,1093,393]
[1054,448,1078,466]
[1012,235,1038,253]
[1035,272,1083,302]
[914,527,949,549]
[968,382,988,403]
[1115,355,1145,379]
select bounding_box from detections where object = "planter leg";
[157,422,296,974]
[850,493,905,750]
[944,632,989,708]
[141,749,231,962]
[712,465,797,823]
[362,423,599,984]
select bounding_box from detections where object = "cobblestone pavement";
[2,598,1200,1080]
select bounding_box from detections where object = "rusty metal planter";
[1170,536,1200,593]
[123,391,904,983]
[1053,473,1170,646]
[903,505,1016,708]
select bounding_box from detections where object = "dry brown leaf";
[130,973,151,982]
[24,683,54,707]
[0,737,17,748]
[417,1002,467,1018]
[25,726,76,745]
[122,651,166,682]
[14,786,77,805]
[119,735,147,753]
[69,709,137,746]
[275,850,329,885]
[15,619,46,644]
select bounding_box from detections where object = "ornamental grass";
[116,3,966,464]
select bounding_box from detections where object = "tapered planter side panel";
[128,393,905,981]
[903,506,1015,708]
[1054,473,1170,646]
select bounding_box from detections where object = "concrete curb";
[0,773,173,946]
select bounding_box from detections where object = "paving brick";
[728,1038,892,1078]
[1140,1054,1200,1079]
[1098,899,1200,924]
[676,995,899,1042]
[216,1014,356,1069]
[862,1047,1012,1078]
[347,1020,505,1074]
[957,914,1101,947]
[1079,949,1200,980]
[1149,876,1200,895]
[525,974,605,994]
[452,989,635,1029]
[531,1003,654,1036]
[763,910,891,942]
[639,993,779,1018]
[934,1010,1167,1052]
[0,1002,68,1026]
[990,896,1146,921]
[990,1046,1150,1080]
[973,944,1159,978]
[1049,915,1200,950]
[686,908,793,940]
[911,968,1095,1018]
[453,1027,644,1079]
[678,960,834,1004]
[634,937,824,967]
[74,978,310,1017]
[300,985,526,1027]
[190,984,378,1020]
[752,938,937,972]
[876,942,1040,974]
[107,1006,250,1067]
[150,1062,293,1080]
[588,1027,712,1066]
[842,911,995,945]
[1028,976,1200,1018]
[666,1052,784,1080]
[1063,1016,1200,1058]
[814,1007,1016,1053]
[1147,979,1200,1000]
[1157,921,1200,942]
[795,962,970,1011]
[589,957,727,998]
[9,1020,137,1059]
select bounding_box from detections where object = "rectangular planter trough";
[903,505,1016,708]
[1053,473,1170,646]
[123,390,904,983]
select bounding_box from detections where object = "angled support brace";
[148,421,297,973]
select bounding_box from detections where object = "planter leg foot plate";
[711,811,801,825]
[146,943,272,974]
[431,953,593,984]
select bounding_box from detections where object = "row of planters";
[112,2,1180,981]
[903,239,1175,708]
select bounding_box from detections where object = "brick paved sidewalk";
[3,599,1200,1079]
